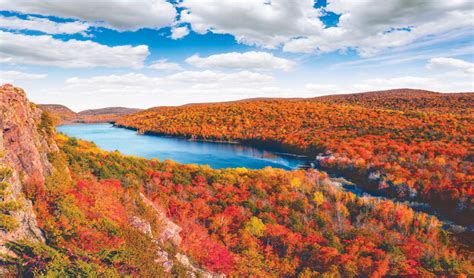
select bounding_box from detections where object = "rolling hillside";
[78,107,142,116]
[117,89,474,227]
[38,104,78,123]
[314,89,473,114]
[39,105,142,124]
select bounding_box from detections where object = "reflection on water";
[57,123,309,170]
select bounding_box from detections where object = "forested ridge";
[117,89,474,225]
[314,89,473,114]
[6,134,471,276]
[38,104,142,125]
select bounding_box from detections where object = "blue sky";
[0,0,473,111]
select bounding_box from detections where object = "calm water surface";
[57,124,473,234]
[57,123,308,170]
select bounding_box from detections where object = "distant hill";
[39,105,143,124]
[39,104,78,122]
[149,88,472,114]
[316,88,441,99]
[313,88,473,113]
[78,107,142,116]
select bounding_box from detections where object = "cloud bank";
[186,52,296,71]
[0,31,149,68]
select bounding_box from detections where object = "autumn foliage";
[22,136,469,276]
[117,89,474,220]
[2,87,472,276]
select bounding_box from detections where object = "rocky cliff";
[131,193,224,278]
[0,84,57,254]
[0,85,224,276]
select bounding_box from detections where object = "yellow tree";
[245,216,266,238]
[313,191,325,208]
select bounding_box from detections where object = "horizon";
[37,87,473,113]
[0,1,473,110]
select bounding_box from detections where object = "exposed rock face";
[139,193,182,246]
[129,216,153,236]
[0,85,57,185]
[132,194,224,277]
[0,85,57,252]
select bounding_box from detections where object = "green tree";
[0,165,21,231]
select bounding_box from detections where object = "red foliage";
[180,222,235,274]
[117,92,474,213]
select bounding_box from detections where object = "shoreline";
[114,123,316,156]
[114,123,473,240]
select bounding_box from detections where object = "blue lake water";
[56,124,474,237]
[56,124,472,233]
[57,123,308,170]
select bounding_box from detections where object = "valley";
[116,89,474,231]
[0,85,472,276]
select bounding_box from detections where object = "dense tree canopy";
[11,135,468,276]
[2,89,472,276]
[117,92,474,219]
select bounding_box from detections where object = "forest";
[116,90,474,224]
[2,133,471,276]
[0,86,472,276]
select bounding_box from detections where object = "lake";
[57,124,473,234]
[57,123,309,170]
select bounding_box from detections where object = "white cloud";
[0,31,149,68]
[2,0,471,57]
[305,75,474,95]
[166,70,275,84]
[427,57,474,74]
[304,83,340,94]
[352,76,437,91]
[65,73,164,92]
[326,0,472,34]
[177,0,472,56]
[171,26,190,39]
[284,0,473,56]
[179,0,323,48]
[185,51,296,71]
[0,15,90,34]
[0,70,47,83]
[33,70,277,110]
[330,38,474,70]
[0,0,176,31]
[65,70,274,88]
[149,59,182,71]
[26,70,474,111]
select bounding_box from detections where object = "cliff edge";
[0,84,58,255]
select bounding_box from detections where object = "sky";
[0,0,473,111]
